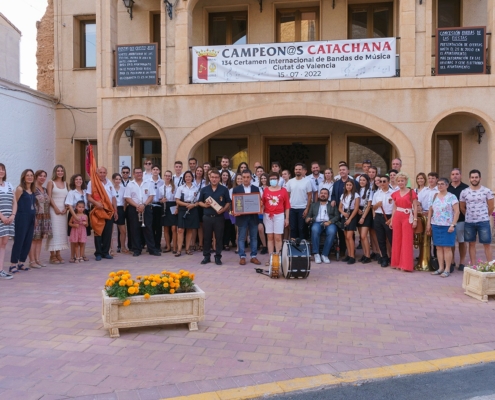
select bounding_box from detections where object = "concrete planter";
[101,284,205,337]
[462,267,495,302]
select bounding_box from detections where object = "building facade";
[42,0,495,186]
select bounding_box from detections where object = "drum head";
[281,240,291,279]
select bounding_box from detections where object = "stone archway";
[106,115,168,173]
[176,102,415,175]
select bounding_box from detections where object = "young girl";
[357,174,373,264]
[69,201,88,262]
[339,180,360,264]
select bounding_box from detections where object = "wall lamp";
[164,0,178,19]
[124,127,135,147]
[476,123,485,144]
[122,0,135,20]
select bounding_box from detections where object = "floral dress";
[33,187,53,240]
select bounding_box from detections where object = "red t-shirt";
[262,187,290,216]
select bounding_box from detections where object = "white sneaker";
[321,255,331,264]
[0,270,13,280]
[314,254,322,264]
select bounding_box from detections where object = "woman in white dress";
[46,165,69,264]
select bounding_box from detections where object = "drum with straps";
[280,239,311,279]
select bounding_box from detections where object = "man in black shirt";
[198,170,231,265]
[447,168,469,271]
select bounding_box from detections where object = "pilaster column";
[424,0,433,76]
[399,0,416,77]
[160,0,167,85]
[488,0,495,68]
[96,0,118,89]
[174,6,191,85]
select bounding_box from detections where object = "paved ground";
[269,362,495,400]
[0,238,494,400]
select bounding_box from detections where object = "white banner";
[192,38,396,84]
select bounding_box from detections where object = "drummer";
[261,172,290,266]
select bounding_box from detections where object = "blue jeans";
[237,218,258,258]
[311,222,338,257]
[464,221,492,244]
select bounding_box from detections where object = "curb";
[164,350,495,400]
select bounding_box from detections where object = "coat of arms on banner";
[195,49,218,81]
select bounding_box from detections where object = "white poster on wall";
[192,37,396,84]
[119,156,132,171]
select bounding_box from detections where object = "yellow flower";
[107,281,114,287]
[168,277,174,283]
[128,287,136,294]
[190,273,195,280]
[119,280,126,287]
[169,289,175,294]
[123,299,131,306]
[136,275,142,280]
[162,270,168,275]
[179,269,184,274]
[117,270,124,275]
[144,280,150,286]
[114,276,120,282]
[151,282,157,287]
[144,293,150,299]
[162,277,168,283]
[163,282,168,288]
[126,279,133,286]
[109,272,116,277]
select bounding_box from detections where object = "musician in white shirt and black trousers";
[124,168,161,257]
[174,171,200,257]
[372,175,394,267]
[150,165,165,251]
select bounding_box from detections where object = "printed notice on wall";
[116,44,158,86]
[436,27,486,75]
[191,38,396,83]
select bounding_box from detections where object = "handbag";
[429,257,439,271]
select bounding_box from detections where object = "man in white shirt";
[418,172,439,212]
[173,161,184,187]
[372,175,394,267]
[391,158,411,188]
[460,169,494,265]
[308,161,324,202]
[150,165,165,250]
[188,158,198,175]
[143,159,153,182]
[87,167,118,261]
[252,165,264,186]
[118,166,131,252]
[124,167,161,257]
[220,156,236,179]
[286,163,312,240]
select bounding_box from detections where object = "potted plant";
[462,260,495,302]
[102,269,205,337]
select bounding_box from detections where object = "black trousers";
[127,205,157,254]
[94,219,113,257]
[374,214,393,259]
[337,227,347,256]
[151,205,163,250]
[203,214,224,258]
[289,208,306,239]
[11,212,35,263]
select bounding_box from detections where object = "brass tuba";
[414,213,431,271]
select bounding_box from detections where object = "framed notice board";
[436,27,486,75]
[115,43,158,86]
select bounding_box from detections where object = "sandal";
[175,251,181,257]
[29,261,41,269]
[17,264,30,271]
[82,257,89,261]
[441,271,450,278]
[69,258,77,263]
[56,254,64,264]
[9,265,18,274]
[49,255,61,264]
[185,250,194,256]
[198,246,203,251]
[35,259,46,267]
[162,248,171,253]
[431,270,444,275]
[122,249,130,254]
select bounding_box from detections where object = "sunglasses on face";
[145,162,152,165]
[380,180,388,183]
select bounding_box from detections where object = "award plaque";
[206,196,222,212]
[232,193,261,215]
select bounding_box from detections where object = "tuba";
[414,212,431,271]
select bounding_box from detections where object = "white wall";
[0,78,55,184]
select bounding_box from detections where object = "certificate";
[232,193,261,215]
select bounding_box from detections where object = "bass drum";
[280,240,311,279]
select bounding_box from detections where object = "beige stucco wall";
[46,0,495,189]
[0,13,21,83]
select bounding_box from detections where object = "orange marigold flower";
[108,281,114,287]
[114,276,120,282]
[151,282,157,287]
[119,280,126,287]
[144,293,150,299]
[126,279,133,286]
[109,272,116,277]
[128,287,136,294]
[136,276,142,280]
[123,299,131,306]
[163,282,169,288]
[169,289,175,294]
[168,277,174,283]
[144,280,150,286]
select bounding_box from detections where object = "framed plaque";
[232,193,261,215]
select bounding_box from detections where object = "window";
[348,3,393,39]
[208,12,247,46]
[141,139,162,167]
[152,13,161,64]
[347,136,392,176]
[434,134,460,178]
[277,8,319,42]
[208,138,248,170]
[438,0,461,28]
[81,20,96,68]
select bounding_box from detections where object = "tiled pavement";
[0,239,494,400]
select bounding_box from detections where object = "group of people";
[0,155,492,279]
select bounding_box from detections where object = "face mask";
[270,179,278,187]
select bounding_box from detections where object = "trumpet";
[138,208,145,228]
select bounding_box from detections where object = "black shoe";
[260,247,268,255]
[151,251,161,256]
[380,257,389,268]
[117,247,121,253]
[103,254,113,260]
[342,255,350,262]
[133,252,140,257]
[359,255,366,262]
[347,257,355,265]
[370,252,377,261]
[95,255,102,261]
[215,256,222,265]
[458,264,465,271]
[450,263,455,273]
[200,257,211,265]
[362,257,372,264]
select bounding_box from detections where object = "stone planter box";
[462,267,495,302]
[101,284,205,337]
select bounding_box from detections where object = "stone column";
[424,0,433,76]
[488,0,495,68]
[174,6,191,85]
[399,0,416,77]
[160,0,167,85]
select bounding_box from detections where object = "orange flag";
[87,144,113,236]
